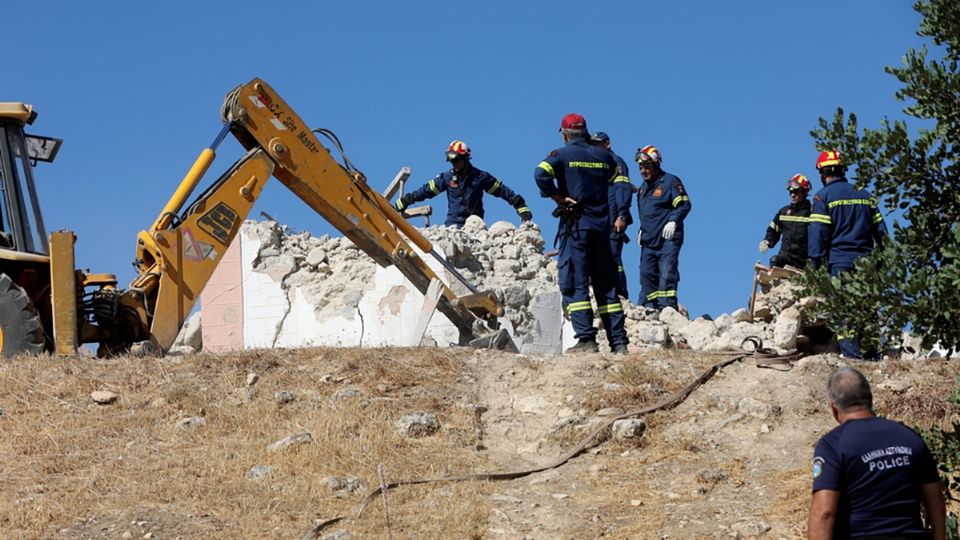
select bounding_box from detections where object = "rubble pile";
[239,218,826,353]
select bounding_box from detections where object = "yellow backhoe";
[0,78,510,358]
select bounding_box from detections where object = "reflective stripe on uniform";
[429,179,440,194]
[617,265,625,273]
[828,198,875,208]
[672,195,690,208]
[779,215,809,223]
[566,301,593,314]
[646,291,660,301]
[873,212,883,224]
[809,213,832,224]
[486,179,502,194]
[538,161,555,176]
[517,206,530,214]
[659,290,677,298]
[568,161,610,169]
[769,220,780,232]
[613,175,631,183]
[396,200,405,210]
[597,303,623,315]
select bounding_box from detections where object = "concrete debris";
[267,431,313,453]
[395,411,440,437]
[612,419,647,439]
[228,219,931,355]
[90,391,118,405]
[176,416,207,430]
[246,465,273,480]
[172,312,202,352]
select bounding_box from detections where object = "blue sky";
[6,1,924,318]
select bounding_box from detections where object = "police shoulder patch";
[812,457,824,479]
[549,150,559,158]
[676,183,685,194]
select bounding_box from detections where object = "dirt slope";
[0,348,956,539]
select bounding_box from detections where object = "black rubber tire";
[0,273,45,358]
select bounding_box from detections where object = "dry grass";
[0,348,494,538]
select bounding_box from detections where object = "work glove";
[394,193,414,212]
[512,196,532,222]
[662,221,676,240]
[758,240,770,253]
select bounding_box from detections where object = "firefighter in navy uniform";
[395,140,532,227]
[590,131,635,299]
[759,174,812,268]
[635,145,691,312]
[535,113,629,354]
[808,150,888,359]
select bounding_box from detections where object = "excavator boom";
[114,79,504,353]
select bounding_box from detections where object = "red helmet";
[815,150,842,170]
[635,145,662,165]
[559,113,587,131]
[445,140,471,161]
[787,173,811,192]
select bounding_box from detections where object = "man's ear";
[830,402,840,423]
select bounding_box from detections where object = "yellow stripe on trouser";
[672,195,690,207]
[486,180,502,194]
[538,161,555,176]
[429,179,440,194]
[597,303,623,315]
[647,290,676,300]
[809,213,832,224]
[617,265,624,272]
[566,301,593,314]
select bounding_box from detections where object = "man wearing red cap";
[535,113,629,354]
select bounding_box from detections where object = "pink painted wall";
[200,235,243,352]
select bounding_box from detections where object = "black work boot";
[611,343,629,355]
[565,339,599,354]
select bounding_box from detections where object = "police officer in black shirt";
[808,367,945,539]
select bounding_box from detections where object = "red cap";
[560,113,587,131]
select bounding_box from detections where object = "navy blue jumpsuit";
[535,139,628,347]
[637,170,691,310]
[608,153,635,299]
[399,164,528,227]
[808,177,887,357]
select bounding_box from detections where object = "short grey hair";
[827,367,873,411]
[562,128,588,140]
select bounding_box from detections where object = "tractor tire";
[0,273,45,358]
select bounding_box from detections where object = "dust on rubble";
[2,347,956,539]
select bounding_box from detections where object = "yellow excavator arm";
[59,79,505,355]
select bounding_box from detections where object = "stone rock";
[91,391,118,405]
[681,318,720,350]
[488,221,515,238]
[773,307,802,349]
[177,416,207,430]
[595,407,625,417]
[167,345,195,356]
[635,322,670,345]
[172,311,203,351]
[333,388,362,401]
[322,475,365,493]
[549,415,585,433]
[612,419,647,439]
[395,412,440,437]
[263,253,298,282]
[463,215,486,231]
[246,465,273,479]
[736,397,781,419]
[321,531,353,540]
[493,259,520,274]
[658,307,689,328]
[713,313,732,332]
[306,247,328,266]
[731,308,752,323]
[267,431,313,452]
[502,286,531,309]
[274,390,295,404]
[246,372,260,387]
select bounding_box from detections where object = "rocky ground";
[1,347,956,539]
